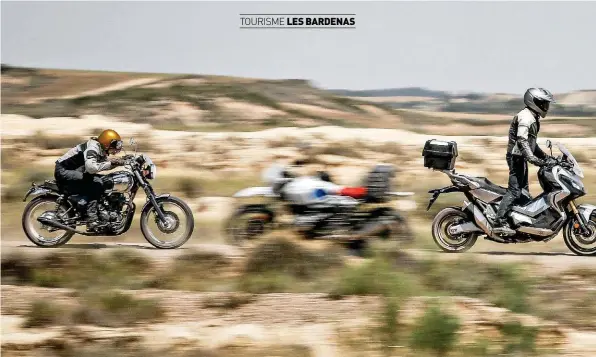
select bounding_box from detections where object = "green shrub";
[146,250,233,291]
[238,272,295,294]
[2,250,152,290]
[409,304,460,357]
[0,252,34,284]
[243,237,342,280]
[73,290,165,327]
[23,300,65,328]
[416,257,533,313]
[376,297,401,354]
[330,258,416,298]
[500,320,539,354]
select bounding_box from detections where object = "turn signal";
[574,223,580,229]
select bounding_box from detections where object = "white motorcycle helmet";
[524,87,555,118]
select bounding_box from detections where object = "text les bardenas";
[240,16,356,27]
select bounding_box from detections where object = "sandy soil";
[1,239,594,276]
[215,98,286,120]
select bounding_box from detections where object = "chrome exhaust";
[37,216,95,236]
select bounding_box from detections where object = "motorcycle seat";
[467,176,507,195]
[41,180,60,192]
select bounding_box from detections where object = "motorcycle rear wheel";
[22,196,75,247]
[431,207,478,253]
[224,206,274,246]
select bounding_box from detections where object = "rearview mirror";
[545,139,553,156]
[129,138,136,146]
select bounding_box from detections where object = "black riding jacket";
[55,139,112,174]
[506,108,548,166]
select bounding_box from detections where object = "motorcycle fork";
[569,200,590,235]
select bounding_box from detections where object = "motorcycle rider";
[54,129,126,231]
[493,88,557,235]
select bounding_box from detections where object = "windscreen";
[556,142,584,178]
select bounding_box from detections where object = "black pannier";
[363,164,395,203]
[422,139,458,170]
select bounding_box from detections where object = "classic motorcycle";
[423,139,596,256]
[21,139,195,249]
[225,164,414,247]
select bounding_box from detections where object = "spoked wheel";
[140,196,194,249]
[225,207,273,247]
[22,197,75,247]
[563,217,596,256]
[431,207,478,253]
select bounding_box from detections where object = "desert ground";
[2,66,596,356]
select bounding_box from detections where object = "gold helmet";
[97,129,123,154]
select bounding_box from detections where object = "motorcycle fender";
[141,194,171,212]
[577,204,596,223]
[233,187,276,198]
[426,185,460,211]
[23,187,53,202]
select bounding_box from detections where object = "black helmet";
[524,88,555,118]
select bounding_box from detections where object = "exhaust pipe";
[37,217,95,236]
[462,200,510,243]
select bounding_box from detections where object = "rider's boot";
[86,200,100,232]
[492,217,516,236]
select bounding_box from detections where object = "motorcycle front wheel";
[140,196,194,249]
[563,216,596,256]
[431,207,478,253]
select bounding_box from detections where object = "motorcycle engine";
[99,193,127,223]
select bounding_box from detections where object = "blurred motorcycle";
[21,138,195,249]
[225,164,414,247]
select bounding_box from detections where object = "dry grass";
[26,130,85,150]
[73,290,165,327]
[145,250,235,291]
[1,249,152,289]
[22,290,165,328]
[202,292,256,309]
[23,300,68,328]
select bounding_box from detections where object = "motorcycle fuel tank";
[106,171,135,193]
[282,176,341,205]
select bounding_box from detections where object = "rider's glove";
[109,157,126,167]
[544,157,558,167]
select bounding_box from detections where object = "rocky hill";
[2,65,595,137]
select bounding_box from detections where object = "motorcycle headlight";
[149,164,157,179]
[144,164,157,180]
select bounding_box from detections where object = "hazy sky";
[2,1,595,93]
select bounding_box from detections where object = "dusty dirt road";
[2,239,594,275]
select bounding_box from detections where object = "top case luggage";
[422,139,458,170]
